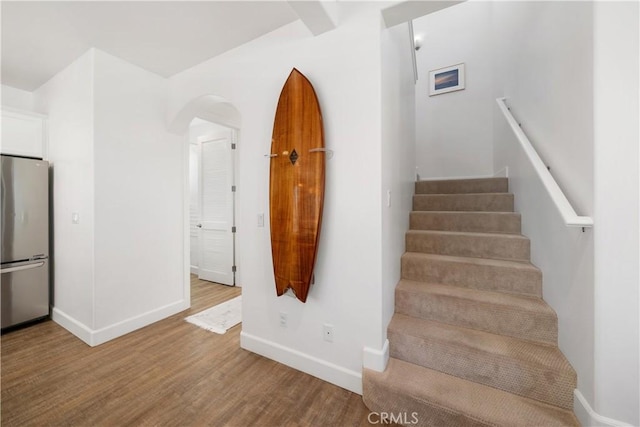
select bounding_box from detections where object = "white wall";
[35,48,187,345]
[593,2,639,425]
[169,5,386,393]
[34,50,96,329]
[492,1,593,215]
[380,21,415,359]
[92,50,185,332]
[493,2,640,425]
[2,84,34,111]
[413,2,494,179]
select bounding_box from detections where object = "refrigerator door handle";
[1,261,45,274]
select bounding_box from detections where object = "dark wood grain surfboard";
[269,68,325,303]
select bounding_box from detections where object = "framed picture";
[429,63,465,96]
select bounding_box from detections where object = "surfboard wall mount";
[265,147,333,159]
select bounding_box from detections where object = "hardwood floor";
[1,276,374,426]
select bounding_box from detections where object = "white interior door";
[197,130,235,285]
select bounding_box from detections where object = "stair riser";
[413,194,514,212]
[401,256,541,297]
[388,331,574,409]
[410,212,522,234]
[406,232,530,261]
[395,289,557,344]
[363,373,490,427]
[416,178,508,195]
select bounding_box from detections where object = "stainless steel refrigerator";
[1,155,50,330]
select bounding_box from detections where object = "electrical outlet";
[323,324,334,342]
[279,312,287,327]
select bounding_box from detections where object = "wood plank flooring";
[1,276,374,426]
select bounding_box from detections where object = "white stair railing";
[496,97,593,229]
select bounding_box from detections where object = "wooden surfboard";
[269,68,325,303]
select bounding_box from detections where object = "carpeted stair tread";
[413,193,514,212]
[388,314,576,408]
[395,280,557,344]
[410,211,522,234]
[402,252,542,296]
[363,358,580,427]
[416,177,509,195]
[406,229,530,261]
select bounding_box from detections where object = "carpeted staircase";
[363,177,579,426]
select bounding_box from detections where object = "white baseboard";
[190,266,199,275]
[51,307,93,344]
[493,167,509,178]
[240,331,363,394]
[52,299,189,347]
[363,339,389,372]
[417,173,500,182]
[574,389,634,427]
[417,169,510,182]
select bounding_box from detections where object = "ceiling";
[1,1,301,91]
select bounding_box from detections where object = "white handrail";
[496,97,593,228]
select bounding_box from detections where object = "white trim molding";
[574,390,634,427]
[52,299,189,347]
[493,167,509,178]
[52,307,93,344]
[363,340,389,372]
[240,331,363,395]
[417,173,501,182]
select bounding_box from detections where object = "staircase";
[363,178,579,426]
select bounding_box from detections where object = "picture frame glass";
[429,63,465,96]
[434,69,459,90]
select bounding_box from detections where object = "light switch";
[257,213,264,227]
[72,212,80,224]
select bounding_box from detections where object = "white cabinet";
[1,107,47,159]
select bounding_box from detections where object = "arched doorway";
[169,94,241,133]
[170,95,242,303]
